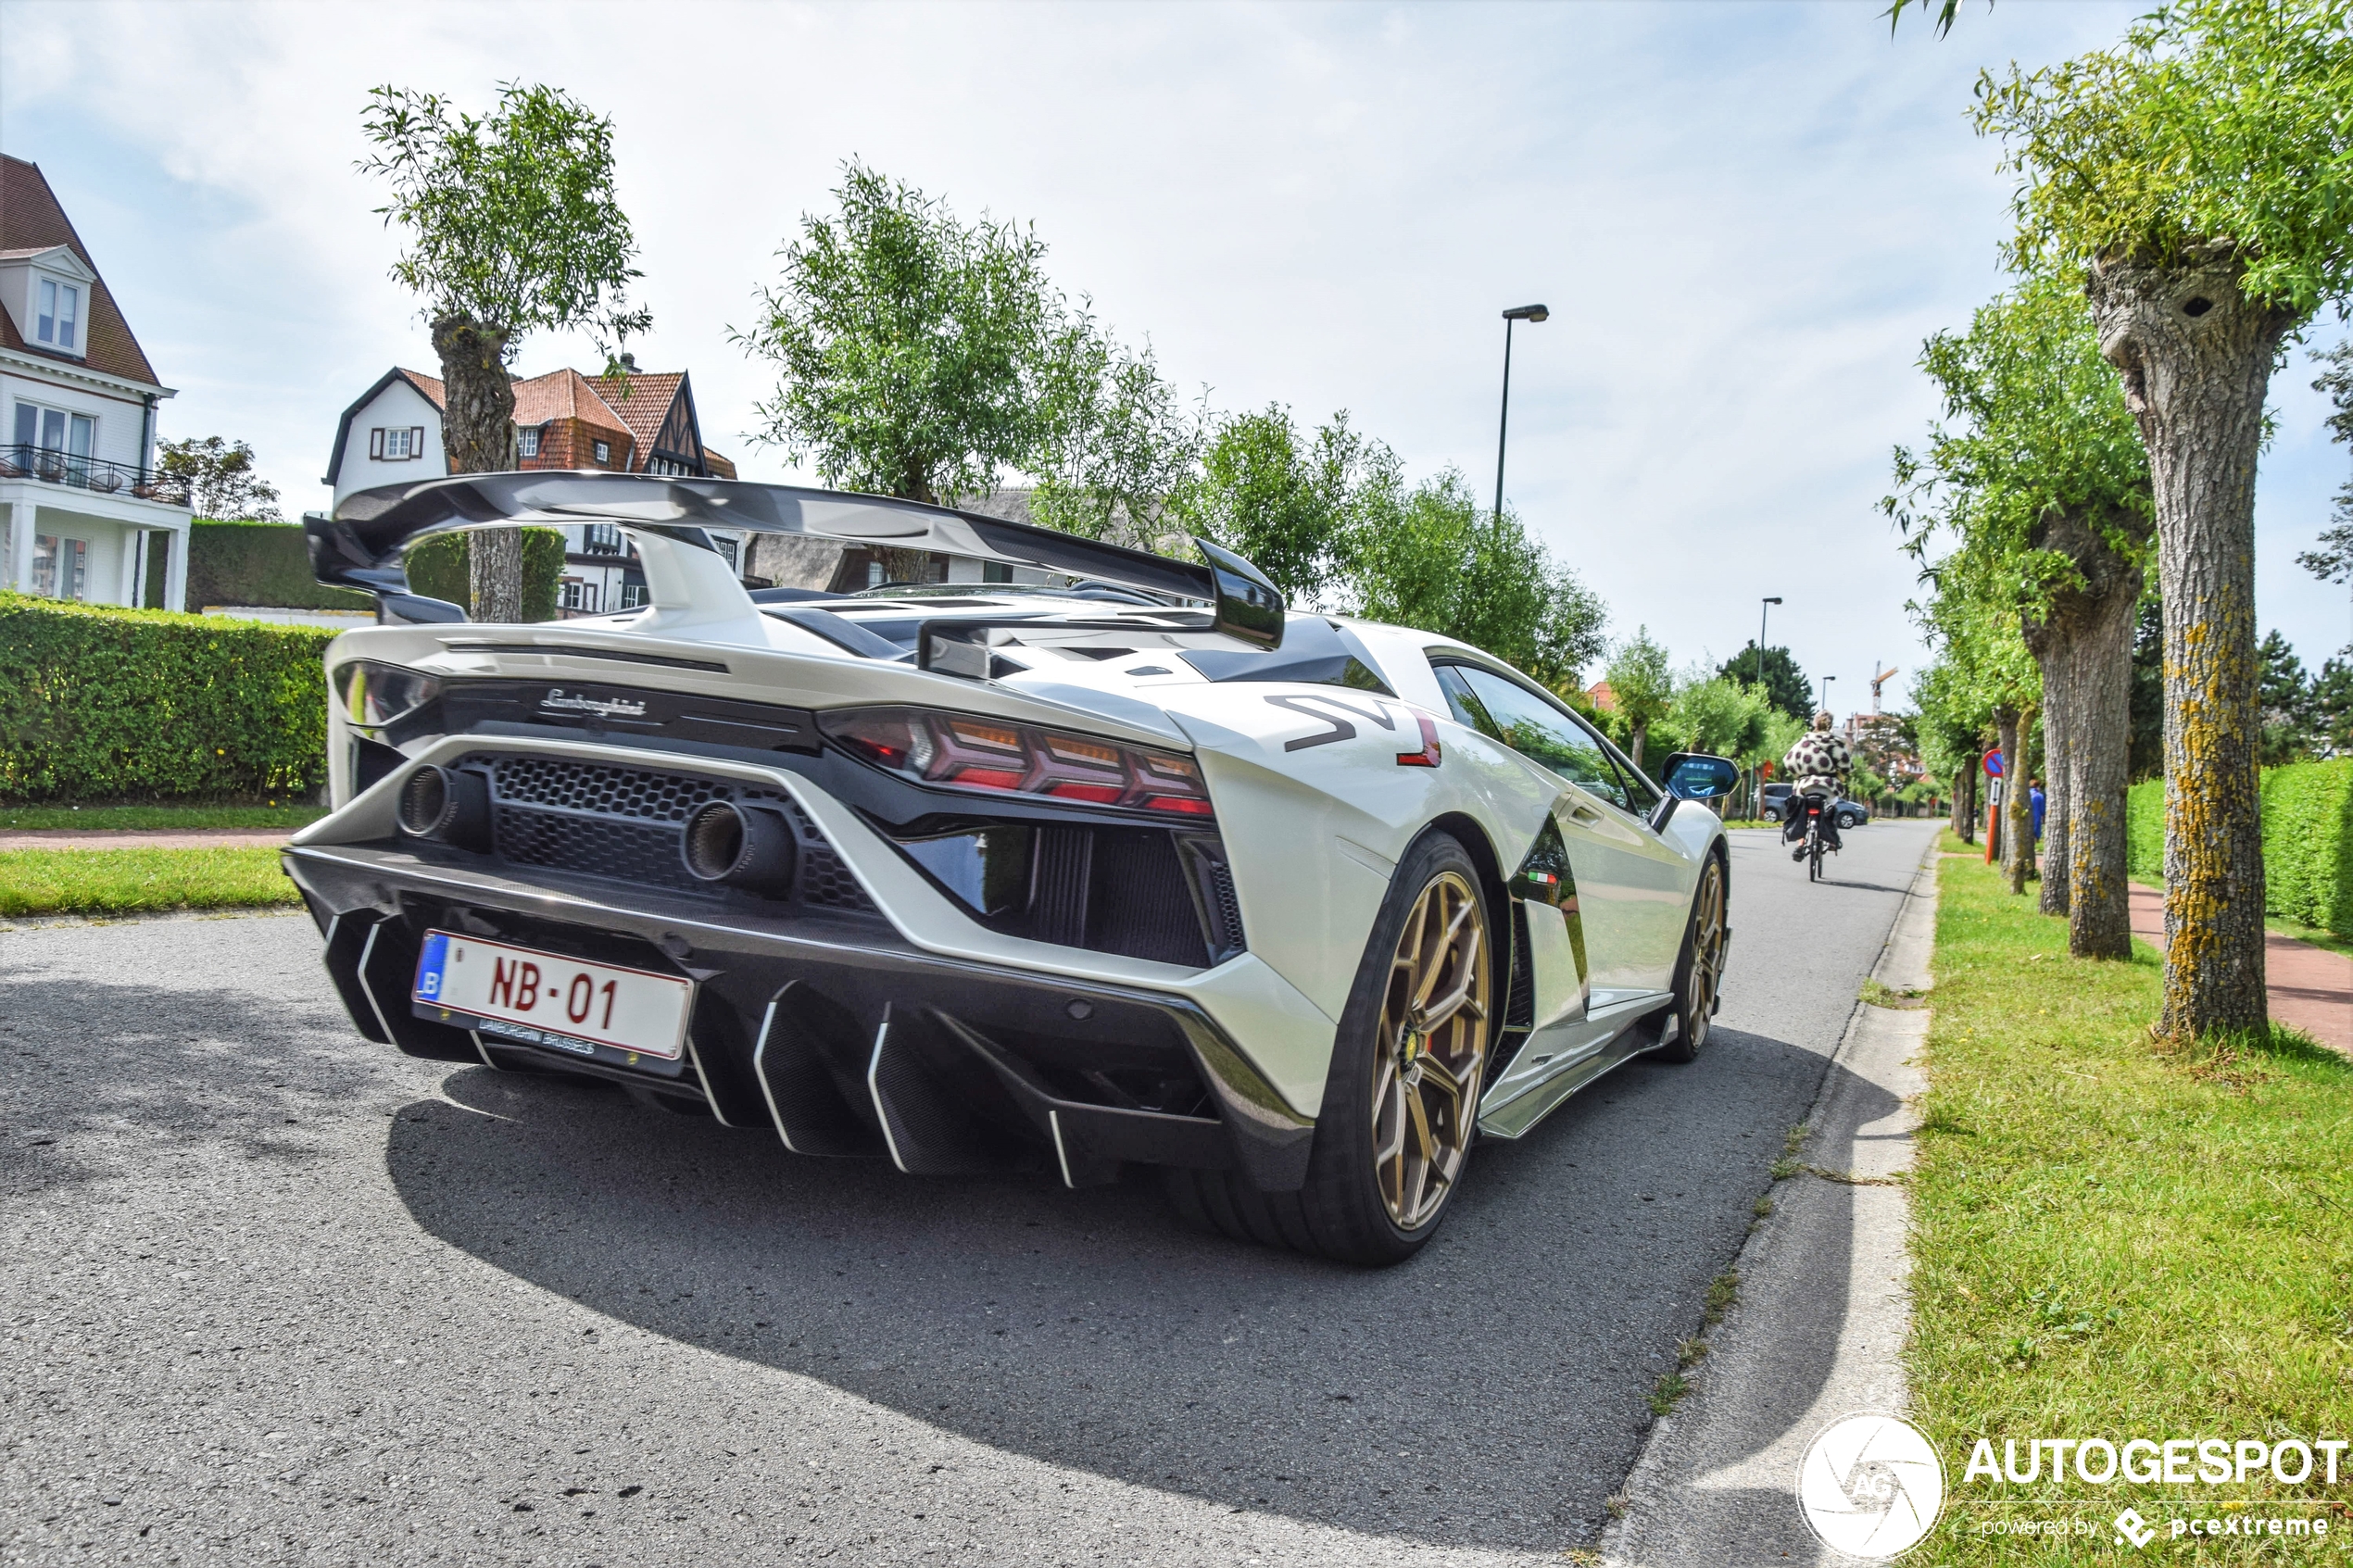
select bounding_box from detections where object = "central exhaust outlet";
[682,799,799,896]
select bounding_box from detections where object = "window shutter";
[369,428,384,460]
[411,428,425,460]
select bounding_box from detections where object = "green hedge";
[0,594,332,802]
[2127,776,2163,882]
[405,527,567,623]
[187,520,372,612]
[2124,760,2353,933]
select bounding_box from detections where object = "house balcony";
[1,444,196,610]
[0,445,193,506]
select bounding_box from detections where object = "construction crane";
[1869,663,1898,714]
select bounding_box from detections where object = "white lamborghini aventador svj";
[286,473,1736,1264]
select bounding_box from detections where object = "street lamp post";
[1750,596,1782,817]
[1820,675,1836,718]
[1754,596,1782,687]
[1494,304,1549,523]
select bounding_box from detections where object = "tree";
[2309,657,2353,754]
[155,436,281,521]
[737,160,1057,509]
[2293,340,2353,616]
[2257,630,2317,763]
[1889,277,2151,954]
[1664,676,1775,769]
[1913,658,1993,843]
[360,82,649,622]
[1026,315,1202,549]
[1975,0,2353,1037]
[1602,630,1676,770]
[1912,563,2043,892]
[1342,470,1606,689]
[1717,643,1813,721]
[1165,406,1389,606]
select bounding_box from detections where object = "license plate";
[412,931,692,1061]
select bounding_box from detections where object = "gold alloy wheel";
[1371,870,1492,1231]
[1684,859,1727,1050]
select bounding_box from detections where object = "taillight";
[822,706,1214,818]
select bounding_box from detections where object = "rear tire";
[1655,854,1727,1064]
[1163,831,1494,1265]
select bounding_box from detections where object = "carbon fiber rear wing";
[303,472,1283,647]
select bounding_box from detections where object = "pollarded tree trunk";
[2086,247,2297,1040]
[1996,706,2026,894]
[2037,696,2071,917]
[432,314,522,623]
[2020,504,2148,956]
[1953,764,1975,845]
[2065,565,2140,960]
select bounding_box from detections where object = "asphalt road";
[1,819,1938,1567]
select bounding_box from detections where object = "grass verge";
[1907,852,2352,1562]
[0,846,301,917]
[0,803,321,832]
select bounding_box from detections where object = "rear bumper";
[283,843,1314,1191]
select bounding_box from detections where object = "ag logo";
[1794,1412,1944,1560]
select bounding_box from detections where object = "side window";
[1430,664,1497,735]
[1592,727,1661,811]
[1451,665,1630,810]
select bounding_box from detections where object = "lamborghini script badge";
[542,688,647,719]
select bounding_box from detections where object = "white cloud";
[5,0,2347,700]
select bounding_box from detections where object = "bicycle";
[1800,792,1831,882]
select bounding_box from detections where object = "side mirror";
[1662,752,1739,801]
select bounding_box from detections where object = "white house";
[0,156,193,609]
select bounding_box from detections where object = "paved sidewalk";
[2127,882,2353,1054]
[0,828,292,852]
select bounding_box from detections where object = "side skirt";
[1474,994,1673,1142]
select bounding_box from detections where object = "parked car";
[1761,782,1869,829]
[287,473,1740,1265]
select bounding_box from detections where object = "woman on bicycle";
[1780,713,1852,862]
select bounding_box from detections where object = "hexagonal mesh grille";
[496,806,701,892]
[490,757,733,822]
[467,755,875,912]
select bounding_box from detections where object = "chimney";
[618,352,639,373]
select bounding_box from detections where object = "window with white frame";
[11,402,95,476]
[560,579,598,614]
[518,426,541,458]
[591,439,611,466]
[369,426,425,461]
[31,534,87,599]
[34,276,81,353]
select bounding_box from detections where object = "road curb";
[1598,832,1939,1567]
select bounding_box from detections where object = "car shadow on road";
[379,1021,1879,1552]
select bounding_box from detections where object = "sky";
[3,0,2348,710]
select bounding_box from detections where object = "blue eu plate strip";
[413,930,450,1003]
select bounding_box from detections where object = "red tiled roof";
[0,156,161,387]
[584,371,687,465]
[396,367,446,408]
[512,368,634,447]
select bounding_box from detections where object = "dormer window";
[592,439,611,467]
[518,426,541,458]
[35,276,80,352]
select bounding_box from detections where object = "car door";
[1435,663,1680,1002]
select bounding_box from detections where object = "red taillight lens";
[823,707,1214,818]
